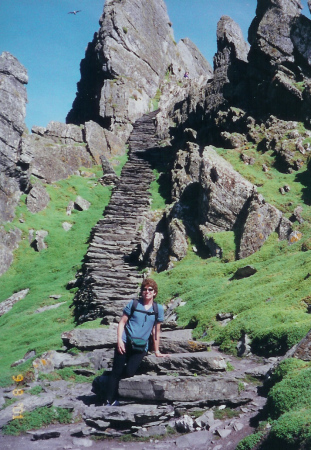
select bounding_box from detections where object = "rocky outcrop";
[159,16,250,144]
[67,0,211,146]
[143,144,292,266]
[0,288,28,316]
[247,0,311,119]
[0,227,22,276]
[0,52,28,222]
[21,123,93,184]
[26,183,50,213]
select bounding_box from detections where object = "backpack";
[128,299,159,349]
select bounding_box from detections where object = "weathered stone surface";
[0,227,22,276]
[217,15,249,63]
[159,330,209,354]
[26,183,50,213]
[84,403,168,426]
[247,0,311,119]
[139,351,227,376]
[119,375,252,404]
[45,121,84,144]
[168,218,188,261]
[238,194,284,259]
[0,394,54,429]
[0,288,29,316]
[84,121,124,165]
[29,229,48,252]
[67,0,210,145]
[175,38,213,80]
[200,146,255,230]
[0,52,28,222]
[33,350,90,371]
[62,326,117,350]
[74,196,91,211]
[292,328,311,360]
[21,133,93,184]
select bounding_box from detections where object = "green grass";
[2,406,72,435]
[0,166,115,386]
[154,234,311,355]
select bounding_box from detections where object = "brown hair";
[140,278,158,298]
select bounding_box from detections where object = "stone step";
[119,374,252,404]
[139,351,228,376]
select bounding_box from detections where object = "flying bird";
[68,10,81,15]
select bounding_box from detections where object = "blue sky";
[1,0,310,130]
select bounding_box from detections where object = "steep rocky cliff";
[66,0,212,145]
[0,52,28,222]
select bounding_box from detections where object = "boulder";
[84,120,124,164]
[200,146,255,230]
[0,288,29,316]
[74,196,91,211]
[29,229,48,252]
[159,330,209,354]
[292,328,311,360]
[247,0,311,119]
[168,218,188,261]
[26,183,50,213]
[0,227,22,276]
[33,350,90,371]
[238,194,284,259]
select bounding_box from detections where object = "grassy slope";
[151,138,311,448]
[1,134,311,445]
[0,157,129,386]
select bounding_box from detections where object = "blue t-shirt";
[122,299,164,349]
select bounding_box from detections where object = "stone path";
[0,324,273,450]
[74,110,160,323]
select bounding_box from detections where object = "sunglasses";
[142,288,154,292]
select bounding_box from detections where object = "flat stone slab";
[84,403,169,426]
[139,351,227,375]
[160,330,209,353]
[119,375,252,404]
[61,325,117,349]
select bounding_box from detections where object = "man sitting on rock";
[104,278,168,406]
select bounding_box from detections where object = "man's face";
[141,286,155,301]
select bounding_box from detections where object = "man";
[105,278,168,406]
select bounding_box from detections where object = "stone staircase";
[74,110,160,323]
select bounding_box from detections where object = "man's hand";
[155,351,170,358]
[117,340,126,354]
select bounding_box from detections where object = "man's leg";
[105,348,127,404]
[126,350,147,377]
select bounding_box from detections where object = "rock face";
[67,0,211,145]
[0,52,28,222]
[0,227,22,276]
[21,123,93,184]
[247,0,311,119]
